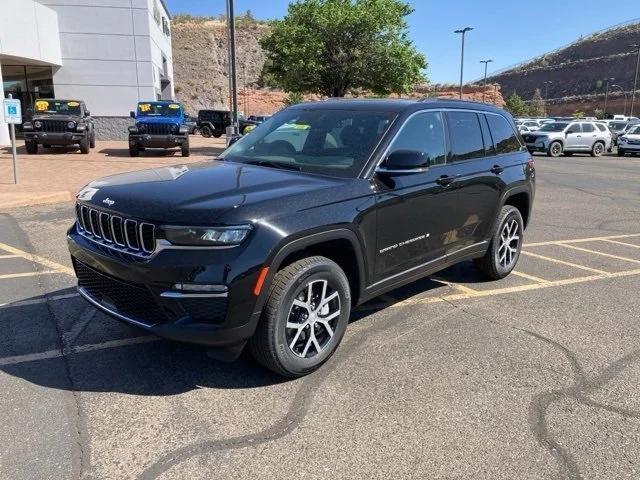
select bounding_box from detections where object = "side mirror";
[377,150,429,173]
[566,130,575,135]
[130,111,136,118]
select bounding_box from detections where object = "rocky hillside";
[171,16,504,115]
[485,21,640,115]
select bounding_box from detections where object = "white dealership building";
[0,0,175,144]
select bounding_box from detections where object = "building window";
[162,17,171,36]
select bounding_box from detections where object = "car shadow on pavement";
[98,145,224,158]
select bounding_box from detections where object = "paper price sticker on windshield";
[139,104,151,112]
[168,104,180,109]
[35,100,49,112]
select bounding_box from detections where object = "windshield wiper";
[244,160,301,171]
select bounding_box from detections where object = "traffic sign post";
[3,95,22,184]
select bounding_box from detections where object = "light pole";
[603,77,614,117]
[454,27,473,99]
[611,84,628,116]
[631,44,640,117]
[543,81,553,116]
[480,59,493,102]
[226,0,239,136]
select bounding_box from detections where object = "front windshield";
[628,126,640,135]
[538,122,568,132]
[34,99,81,115]
[220,108,397,178]
[137,102,182,117]
[610,122,627,130]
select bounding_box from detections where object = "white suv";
[522,121,612,157]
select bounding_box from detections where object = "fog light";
[172,283,227,293]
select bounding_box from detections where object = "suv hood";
[32,113,83,122]
[77,160,348,224]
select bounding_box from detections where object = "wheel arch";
[501,187,531,228]
[258,229,368,311]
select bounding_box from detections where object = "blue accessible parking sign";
[3,99,22,124]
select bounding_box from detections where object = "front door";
[564,122,583,150]
[374,110,457,282]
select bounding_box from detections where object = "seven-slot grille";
[41,120,68,133]
[75,203,156,256]
[141,123,174,135]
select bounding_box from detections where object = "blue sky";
[165,0,640,84]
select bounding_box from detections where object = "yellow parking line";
[432,277,479,295]
[391,268,640,308]
[601,239,640,249]
[0,271,59,280]
[0,242,73,275]
[520,251,609,275]
[510,270,550,284]
[559,243,640,265]
[525,233,640,248]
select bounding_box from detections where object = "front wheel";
[128,144,139,157]
[200,126,212,138]
[181,140,190,157]
[618,149,626,157]
[79,135,90,154]
[90,131,96,148]
[591,141,605,157]
[249,256,351,377]
[25,140,38,154]
[475,206,524,280]
[547,141,563,157]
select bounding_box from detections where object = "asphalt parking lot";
[1,151,640,480]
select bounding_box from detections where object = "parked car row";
[19,97,272,156]
[522,120,613,157]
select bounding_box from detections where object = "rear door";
[564,122,584,150]
[581,122,598,148]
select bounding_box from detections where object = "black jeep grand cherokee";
[68,99,535,377]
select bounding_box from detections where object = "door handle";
[436,175,454,186]
[490,165,504,175]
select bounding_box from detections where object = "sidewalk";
[0,137,225,210]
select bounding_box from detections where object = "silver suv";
[523,121,612,157]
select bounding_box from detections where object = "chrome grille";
[41,120,68,133]
[76,203,156,257]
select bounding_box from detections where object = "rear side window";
[479,114,496,156]
[581,123,595,133]
[389,111,447,166]
[445,111,485,162]
[486,114,522,155]
[595,124,607,132]
[567,123,582,133]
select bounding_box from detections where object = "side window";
[446,111,485,162]
[486,114,522,155]
[595,124,607,132]
[567,123,582,133]
[479,114,496,156]
[581,123,595,133]
[388,111,447,166]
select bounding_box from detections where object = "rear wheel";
[25,140,38,154]
[475,206,524,280]
[249,256,351,377]
[90,131,96,148]
[548,141,563,157]
[213,132,222,138]
[591,141,605,157]
[79,135,90,154]
[43,144,51,149]
[200,125,212,138]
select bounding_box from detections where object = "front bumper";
[24,131,86,145]
[129,134,187,149]
[67,228,263,349]
[618,142,640,152]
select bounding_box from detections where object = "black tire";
[25,140,38,154]
[201,125,213,138]
[564,152,573,156]
[43,144,51,149]
[591,141,605,157]
[547,141,563,157]
[249,256,351,377]
[79,135,90,154]
[129,144,139,157]
[90,131,96,148]
[618,149,626,157]
[213,132,223,138]
[181,139,190,157]
[474,206,524,280]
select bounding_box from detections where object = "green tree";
[504,93,531,117]
[283,91,305,106]
[594,108,605,120]
[529,88,545,117]
[260,0,427,97]
[573,110,585,119]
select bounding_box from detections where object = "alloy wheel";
[286,279,341,358]
[497,218,520,269]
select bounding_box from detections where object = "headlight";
[67,121,76,130]
[34,120,42,129]
[163,225,252,246]
[138,124,146,132]
[178,125,189,134]
[23,122,33,130]
[619,137,627,143]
